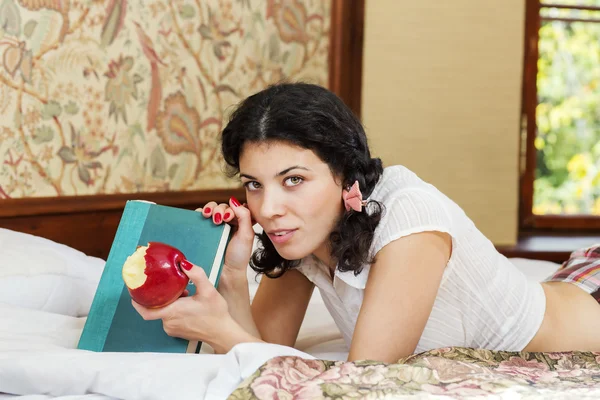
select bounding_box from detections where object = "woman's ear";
[332,173,345,189]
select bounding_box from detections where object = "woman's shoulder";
[371,165,446,204]
[376,164,420,187]
[368,165,469,256]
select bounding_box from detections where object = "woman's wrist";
[208,316,263,354]
[217,264,262,339]
[218,265,249,293]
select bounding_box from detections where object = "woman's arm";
[348,230,452,363]
[251,269,315,347]
[201,198,261,338]
[217,269,262,339]
[218,267,314,347]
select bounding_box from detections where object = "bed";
[2,224,600,400]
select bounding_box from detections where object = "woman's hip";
[524,245,600,352]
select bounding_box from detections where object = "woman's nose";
[258,190,286,219]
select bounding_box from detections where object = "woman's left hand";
[131,262,249,351]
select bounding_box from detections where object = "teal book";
[78,200,232,353]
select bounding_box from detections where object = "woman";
[132,83,600,362]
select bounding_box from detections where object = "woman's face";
[239,141,344,262]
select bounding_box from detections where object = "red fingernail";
[230,196,241,207]
[180,260,194,271]
[214,213,222,224]
[204,207,211,214]
[224,212,231,219]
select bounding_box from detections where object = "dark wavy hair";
[221,82,384,278]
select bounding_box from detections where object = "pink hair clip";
[343,180,367,212]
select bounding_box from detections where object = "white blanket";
[0,228,561,399]
[0,339,312,400]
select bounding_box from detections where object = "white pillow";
[509,257,561,282]
[0,228,105,317]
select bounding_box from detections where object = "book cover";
[78,200,232,353]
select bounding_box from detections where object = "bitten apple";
[122,242,191,308]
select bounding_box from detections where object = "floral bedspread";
[228,347,600,399]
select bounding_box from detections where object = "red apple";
[122,242,191,308]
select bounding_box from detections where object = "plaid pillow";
[551,244,600,302]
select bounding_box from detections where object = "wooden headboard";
[0,189,246,260]
[0,0,365,261]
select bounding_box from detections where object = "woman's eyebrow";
[240,166,310,180]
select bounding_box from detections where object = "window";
[521,0,600,230]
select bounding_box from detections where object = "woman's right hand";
[197,197,255,278]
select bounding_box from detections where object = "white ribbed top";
[297,165,546,354]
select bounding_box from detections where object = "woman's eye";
[285,176,303,186]
[244,181,261,190]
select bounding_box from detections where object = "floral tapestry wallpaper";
[0,0,331,198]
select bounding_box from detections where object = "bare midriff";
[523,281,600,352]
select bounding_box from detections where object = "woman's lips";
[268,229,297,244]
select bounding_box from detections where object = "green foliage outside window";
[535,18,600,215]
